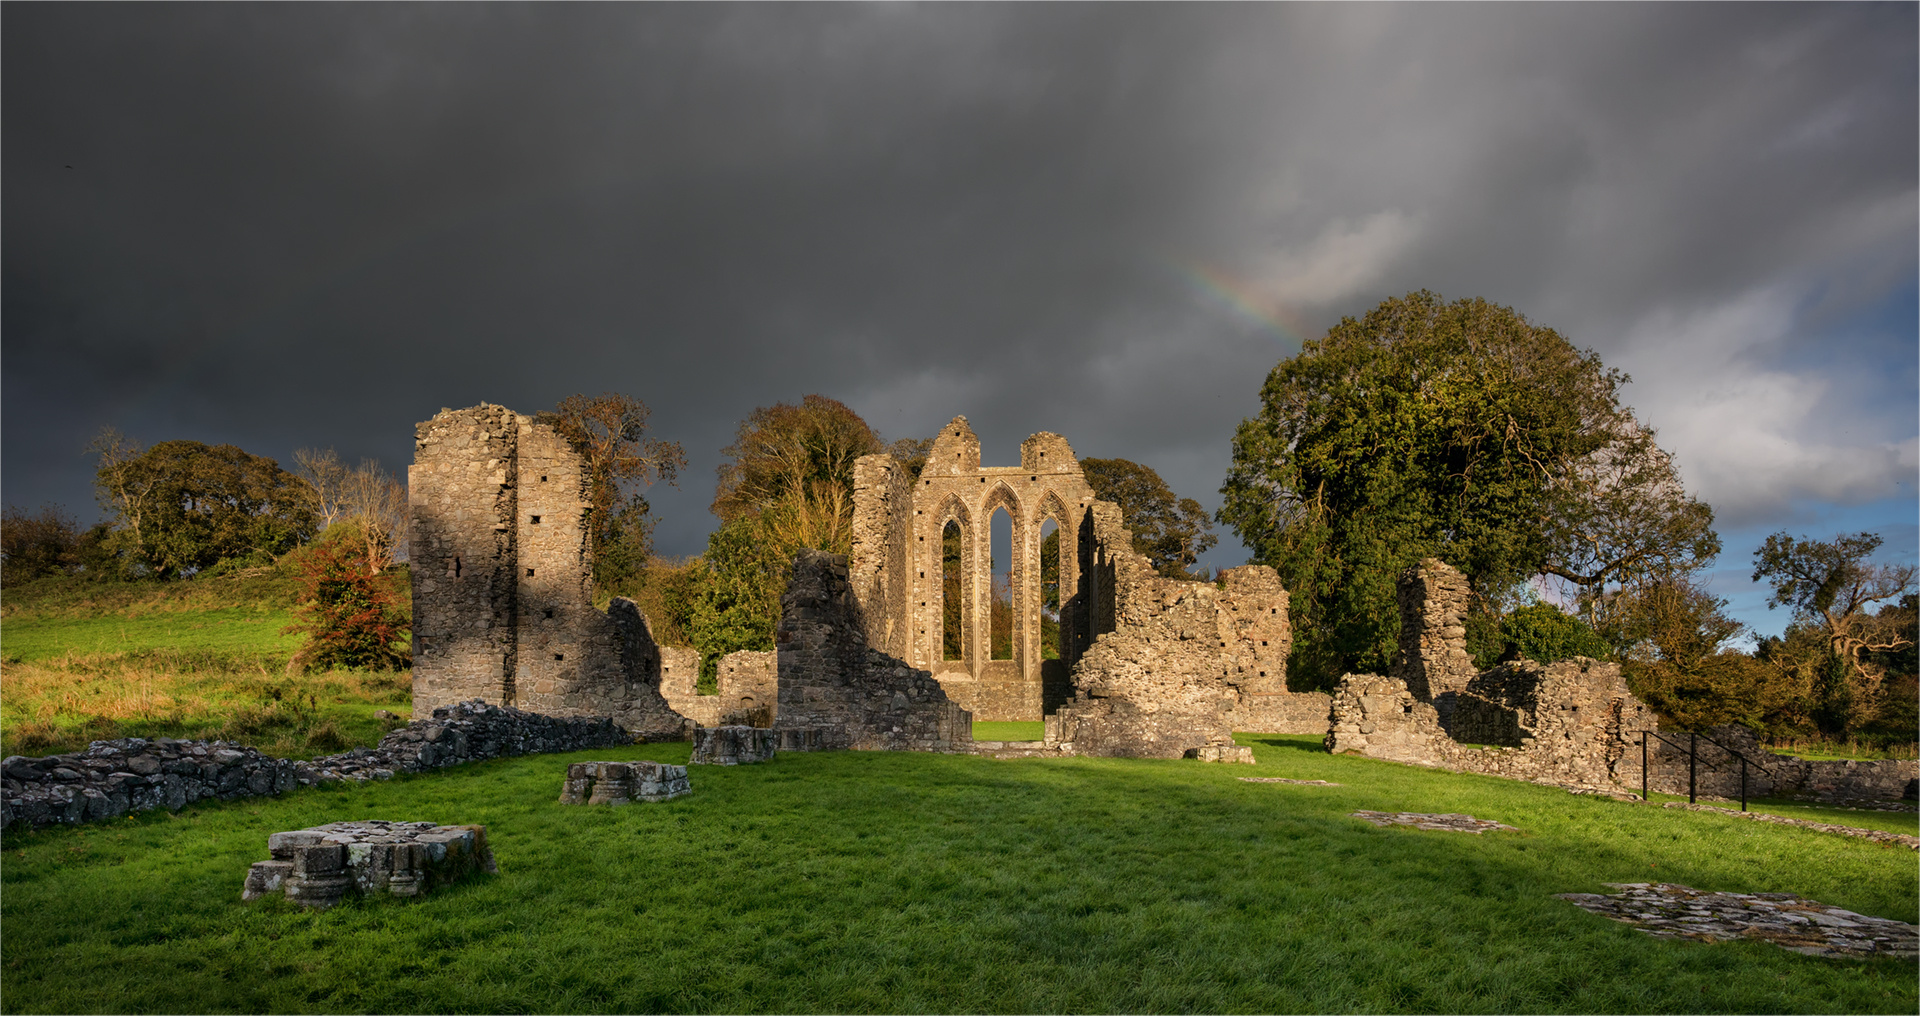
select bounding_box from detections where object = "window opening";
[1038,516,1060,661]
[990,506,1013,660]
[942,520,964,660]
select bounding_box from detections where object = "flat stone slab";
[243,820,495,908]
[1556,882,1918,960]
[558,761,690,804]
[1241,777,1341,786]
[1351,810,1519,833]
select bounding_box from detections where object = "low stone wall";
[1645,724,1918,805]
[2,700,633,832]
[308,699,634,782]
[2,739,302,831]
[1326,662,1649,794]
[773,550,972,752]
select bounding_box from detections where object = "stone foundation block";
[691,726,779,765]
[1186,744,1256,764]
[557,761,691,804]
[774,727,828,752]
[245,820,495,908]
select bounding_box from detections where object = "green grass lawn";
[2,734,1913,1014]
[1,607,305,662]
[972,720,1045,741]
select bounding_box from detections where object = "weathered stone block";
[691,726,778,765]
[244,820,495,909]
[557,761,691,804]
[1185,744,1256,764]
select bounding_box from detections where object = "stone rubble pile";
[2,739,301,831]
[1661,802,1920,850]
[1555,882,1918,959]
[690,726,777,765]
[2,699,633,831]
[557,761,690,804]
[1351,810,1519,833]
[243,820,495,909]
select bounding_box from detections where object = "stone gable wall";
[774,550,972,752]
[850,417,1096,721]
[409,404,688,740]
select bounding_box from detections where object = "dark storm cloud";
[5,3,1914,633]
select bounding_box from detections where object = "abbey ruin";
[401,404,1914,800]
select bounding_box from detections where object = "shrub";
[283,528,409,672]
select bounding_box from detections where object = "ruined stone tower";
[408,405,686,739]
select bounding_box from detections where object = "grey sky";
[5,3,1914,638]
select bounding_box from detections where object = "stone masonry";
[849,417,1095,721]
[1327,660,1651,792]
[243,820,496,909]
[1327,559,1653,793]
[1044,503,1308,757]
[774,549,973,752]
[691,725,779,765]
[557,761,691,804]
[1330,559,1917,804]
[847,416,1325,745]
[0,700,636,831]
[1642,723,1918,806]
[1391,558,1478,710]
[409,405,688,740]
[658,648,778,729]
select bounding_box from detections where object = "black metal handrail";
[1633,729,1779,811]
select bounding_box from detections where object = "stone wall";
[2,739,301,831]
[0,700,631,831]
[1391,558,1478,706]
[1326,660,1651,793]
[1643,724,1919,805]
[774,550,973,752]
[409,404,688,740]
[849,418,1096,721]
[1046,506,1315,755]
[656,647,777,728]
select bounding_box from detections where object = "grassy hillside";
[2,735,1913,1014]
[1,567,412,757]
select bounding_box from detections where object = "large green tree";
[90,431,316,579]
[1752,531,1916,731]
[689,396,890,669]
[1219,291,1713,686]
[1080,458,1218,578]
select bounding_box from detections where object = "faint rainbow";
[1169,258,1318,348]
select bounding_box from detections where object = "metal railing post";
[1740,757,1748,812]
[1641,731,1649,803]
[1688,732,1697,805]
